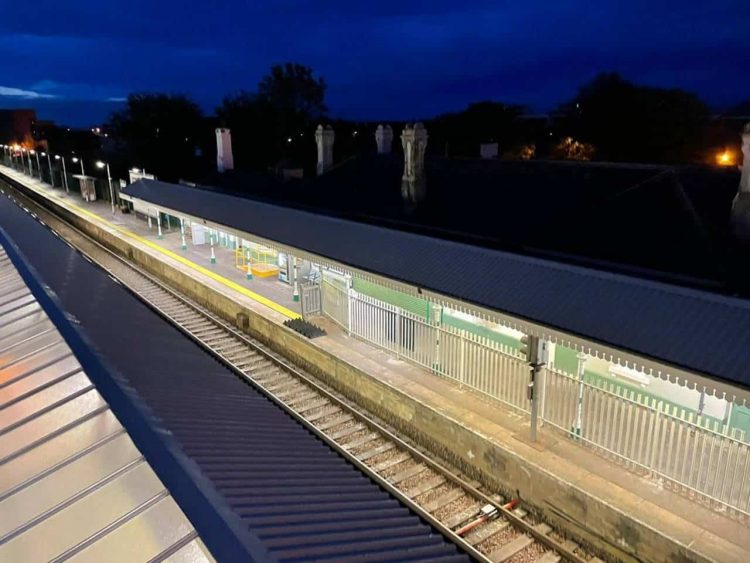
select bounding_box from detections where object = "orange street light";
[716,150,736,167]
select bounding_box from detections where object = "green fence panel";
[352,278,430,319]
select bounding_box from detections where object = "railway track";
[1,182,601,563]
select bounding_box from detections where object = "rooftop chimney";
[216,128,234,173]
[375,124,393,154]
[315,125,335,175]
[401,123,428,204]
[730,123,750,242]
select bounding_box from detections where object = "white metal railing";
[323,282,529,413]
[543,366,750,516]
[320,278,750,517]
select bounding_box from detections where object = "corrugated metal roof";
[123,179,750,396]
[0,246,214,562]
[0,182,470,561]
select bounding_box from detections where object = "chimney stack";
[375,124,393,154]
[401,123,428,204]
[730,123,750,242]
[315,125,335,175]
[740,123,750,194]
[215,128,234,173]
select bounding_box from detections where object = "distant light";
[66,128,70,132]
[96,161,106,169]
[54,155,61,160]
[72,157,79,163]
[716,150,736,167]
[287,137,292,143]
[40,152,46,156]
[29,149,35,154]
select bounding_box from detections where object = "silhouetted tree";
[559,73,710,163]
[218,63,327,170]
[107,93,205,180]
[428,102,526,157]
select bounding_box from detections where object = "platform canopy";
[122,178,750,403]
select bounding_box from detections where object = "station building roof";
[123,177,750,401]
[0,243,213,561]
[197,154,743,292]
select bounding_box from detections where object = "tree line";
[101,63,748,181]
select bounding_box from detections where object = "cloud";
[106,96,127,102]
[0,85,57,99]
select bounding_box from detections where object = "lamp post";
[30,150,42,180]
[41,152,54,187]
[55,155,70,193]
[96,161,115,214]
[71,156,85,176]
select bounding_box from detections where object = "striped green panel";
[554,345,725,429]
[441,313,520,350]
[351,278,430,319]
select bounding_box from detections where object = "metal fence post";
[346,276,353,335]
[394,306,401,358]
[529,365,541,441]
[572,352,587,438]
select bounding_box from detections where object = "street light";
[71,156,85,176]
[41,152,54,187]
[55,155,70,193]
[96,160,115,214]
[30,150,42,180]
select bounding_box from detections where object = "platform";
[2,165,750,562]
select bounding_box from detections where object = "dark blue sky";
[1,1,748,126]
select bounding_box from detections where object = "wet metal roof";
[0,246,213,562]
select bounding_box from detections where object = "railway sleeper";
[465,520,509,546]
[296,399,331,415]
[420,488,465,513]
[370,452,411,472]
[405,475,446,499]
[488,534,533,562]
[285,391,320,406]
[358,442,396,462]
[327,424,366,441]
[389,464,428,485]
[444,505,483,530]
[342,432,380,451]
[304,406,341,423]
[315,414,352,432]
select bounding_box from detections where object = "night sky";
[1,1,748,126]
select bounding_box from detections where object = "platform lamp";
[55,155,70,193]
[41,152,54,187]
[96,160,115,214]
[30,149,42,180]
[71,156,85,176]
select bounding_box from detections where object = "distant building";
[0,108,37,147]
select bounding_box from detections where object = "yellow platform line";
[9,172,300,319]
